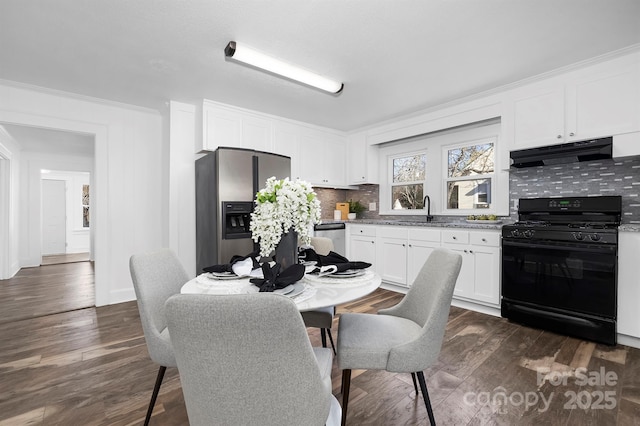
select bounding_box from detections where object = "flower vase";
[274,228,298,271]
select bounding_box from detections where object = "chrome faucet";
[423,195,434,223]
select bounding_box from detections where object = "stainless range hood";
[510,137,613,168]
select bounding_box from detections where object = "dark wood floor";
[1,262,639,425]
[41,252,91,266]
[0,261,94,325]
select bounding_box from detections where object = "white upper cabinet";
[347,132,379,185]
[200,100,349,185]
[202,101,242,151]
[241,115,272,152]
[567,64,640,141]
[298,131,347,187]
[202,100,272,152]
[507,55,640,150]
[272,123,301,180]
[509,83,566,149]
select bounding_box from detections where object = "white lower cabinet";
[618,231,640,339]
[377,227,408,285]
[347,225,377,273]
[442,229,501,306]
[407,229,441,285]
[346,224,500,306]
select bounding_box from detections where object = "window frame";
[388,151,427,211]
[442,137,496,215]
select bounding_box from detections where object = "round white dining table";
[180,270,382,312]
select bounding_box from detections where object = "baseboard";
[380,281,501,317]
[109,288,136,305]
[617,333,640,349]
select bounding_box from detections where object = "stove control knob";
[573,232,584,241]
[511,229,521,237]
[523,230,533,238]
[589,233,601,242]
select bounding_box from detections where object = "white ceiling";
[1,0,639,132]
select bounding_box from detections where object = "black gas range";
[501,196,622,345]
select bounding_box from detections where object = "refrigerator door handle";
[252,155,259,195]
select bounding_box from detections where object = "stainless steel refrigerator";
[195,147,291,273]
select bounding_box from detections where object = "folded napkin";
[250,263,305,292]
[299,249,371,273]
[202,251,261,274]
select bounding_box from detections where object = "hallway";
[0,260,94,324]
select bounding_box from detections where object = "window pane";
[392,184,424,210]
[82,185,90,228]
[448,143,494,178]
[447,179,491,209]
[393,154,426,183]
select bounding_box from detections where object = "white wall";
[169,101,197,276]
[0,82,166,306]
[0,127,21,278]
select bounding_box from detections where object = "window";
[445,139,495,210]
[82,184,90,228]
[390,153,426,210]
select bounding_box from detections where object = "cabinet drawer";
[349,225,376,237]
[442,230,469,245]
[409,228,441,243]
[469,231,501,247]
[379,226,408,239]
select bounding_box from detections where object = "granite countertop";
[320,219,511,230]
[321,219,640,232]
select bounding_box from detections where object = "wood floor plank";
[2,261,640,425]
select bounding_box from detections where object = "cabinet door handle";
[482,238,486,242]
[402,244,406,247]
[557,134,562,139]
[371,241,375,244]
[452,236,457,240]
[469,250,474,254]
[464,249,468,253]
[569,132,575,136]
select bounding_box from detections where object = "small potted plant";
[348,199,366,220]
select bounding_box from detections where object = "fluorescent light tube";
[224,41,343,94]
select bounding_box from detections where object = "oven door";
[501,239,617,318]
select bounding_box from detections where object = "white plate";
[466,219,502,224]
[274,285,295,295]
[208,272,244,280]
[284,282,305,298]
[331,269,366,278]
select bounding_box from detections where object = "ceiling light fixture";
[224,41,343,94]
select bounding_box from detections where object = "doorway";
[40,169,92,265]
[0,123,96,316]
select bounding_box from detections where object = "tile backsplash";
[509,156,640,224]
[314,154,640,224]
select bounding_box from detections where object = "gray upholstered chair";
[301,236,337,354]
[165,293,341,426]
[129,248,189,425]
[337,248,462,426]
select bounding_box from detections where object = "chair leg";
[145,365,166,426]
[320,328,328,348]
[341,369,352,426]
[326,328,337,355]
[411,372,419,395]
[416,371,436,426]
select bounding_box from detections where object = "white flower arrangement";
[250,177,322,257]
